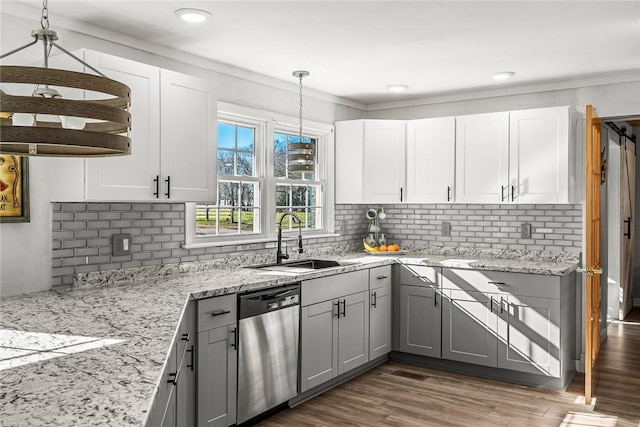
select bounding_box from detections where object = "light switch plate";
[520,223,532,239]
[112,233,132,256]
[441,222,451,237]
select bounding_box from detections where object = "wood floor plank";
[257,308,640,426]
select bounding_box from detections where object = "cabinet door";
[84,51,161,201]
[369,285,392,360]
[337,291,370,374]
[160,69,216,202]
[455,112,509,203]
[442,289,498,367]
[300,300,338,392]
[497,295,561,377]
[407,117,455,203]
[363,120,406,203]
[335,120,365,203]
[148,344,178,427]
[177,303,196,427]
[197,325,237,427]
[509,106,570,203]
[399,285,441,358]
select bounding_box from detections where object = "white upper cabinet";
[335,120,406,204]
[159,69,216,202]
[48,50,216,202]
[406,117,456,203]
[509,106,570,203]
[363,120,406,203]
[455,112,510,203]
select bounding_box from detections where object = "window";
[186,103,334,247]
[274,132,323,231]
[195,121,261,237]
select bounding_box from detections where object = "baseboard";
[634,298,640,307]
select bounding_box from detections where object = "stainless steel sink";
[247,259,344,271]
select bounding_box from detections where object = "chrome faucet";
[277,212,304,264]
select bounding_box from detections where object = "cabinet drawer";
[442,268,560,299]
[400,265,439,287]
[197,294,237,332]
[302,270,369,307]
[369,266,392,290]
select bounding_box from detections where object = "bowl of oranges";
[363,240,404,254]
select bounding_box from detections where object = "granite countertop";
[0,250,579,426]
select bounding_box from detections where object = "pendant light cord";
[41,0,50,30]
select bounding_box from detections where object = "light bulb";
[12,113,35,126]
[60,116,86,130]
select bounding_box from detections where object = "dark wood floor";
[260,308,640,427]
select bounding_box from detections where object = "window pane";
[217,208,236,234]
[237,127,254,152]
[195,204,217,235]
[218,181,239,206]
[237,153,254,176]
[274,133,287,155]
[274,154,287,178]
[240,183,257,206]
[276,185,289,208]
[217,150,234,175]
[217,123,236,149]
[291,185,307,207]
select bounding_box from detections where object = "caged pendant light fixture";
[0,0,131,157]
[288,70,314,173]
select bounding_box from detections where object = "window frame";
[184,102,335,248]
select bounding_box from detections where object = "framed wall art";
[0,155,30,223]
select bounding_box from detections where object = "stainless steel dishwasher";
[237,284,300,424]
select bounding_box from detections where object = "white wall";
[0,11,365,296]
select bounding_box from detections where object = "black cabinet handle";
[376,275,388,280]
[211,309,231,317]
[488,281,506,286]
[153,175,159,198]
[500,297,505,314]
[341,299,346,317]
[447,186,451,202]
[230,327,237,350]
[371,291,377,308]
[165,176,171,199]
[186,345,194,371]
[434,290,438,307]
[490,297,495,313]
[625,217,632,239]
[181,332,191,342]
[167,372,178,385]
[511,185,515,202]
[400,187,403,202]
[334,301,340,319]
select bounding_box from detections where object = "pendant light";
[0,0,131,157]
[288,70,314,173]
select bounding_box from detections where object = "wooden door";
[620,136,635,318]
[585,104,602,405]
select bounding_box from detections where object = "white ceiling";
[3,0,640,105]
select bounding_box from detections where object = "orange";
[388,244,400,251]
[379,245,388,251]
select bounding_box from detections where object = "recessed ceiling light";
[174,8,211,23]
[492,71,516,81]
[386,84,409,93]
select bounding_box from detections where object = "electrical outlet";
[441,222,451,237]
[520,223,532,239]
[112,233,132,256]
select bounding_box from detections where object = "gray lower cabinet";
[197,294,237,427]
[441,268,570,378]
[147,301,197,427]
[300,269,370,393]
[399,285,442,358]
[369,284,392,360]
